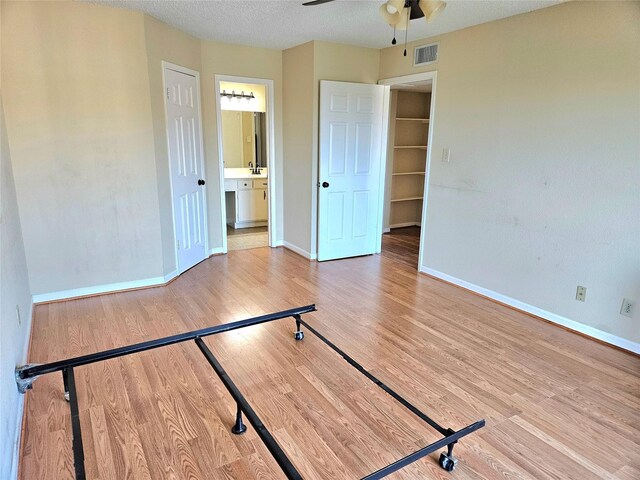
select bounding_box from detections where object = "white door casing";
[318,80,386,262]
[164,65,207,273]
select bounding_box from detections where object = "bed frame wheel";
[294,331,304,341]
[64,392,70,402]
[439,452,457,472]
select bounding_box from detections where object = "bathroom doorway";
[215,76,276,252]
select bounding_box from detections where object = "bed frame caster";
[439,452,457,472]
[293,315,304,341]
[231,404,247,435]
[439,442,458,472]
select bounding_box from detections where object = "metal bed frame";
[16,304,485,479]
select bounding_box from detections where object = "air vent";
[414,43,438,67]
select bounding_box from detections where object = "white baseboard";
[420,267,640,355]
[163,270,178,283]
[273,240,284,247]
[10,302,34,479]
[32,275,168,304]
[383,227,391,233]
[231,220,267,229]
[8,395,25,480]
[208,247,224,256]
[390,222,421,229]
[283,241,317,260]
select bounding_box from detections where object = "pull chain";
[403,8,409,56]
[391,25,397,45]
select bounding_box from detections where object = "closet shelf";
[394,145,427,150]
[390,196,424,203]
[392,171,425,176]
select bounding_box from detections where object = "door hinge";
[166,88,170,99]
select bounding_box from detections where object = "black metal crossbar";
[15,304,485,479]
[65,367,86,480]
[16,304,317,382]
[195,337,303,480]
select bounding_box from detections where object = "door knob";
[198,179,206,186]
[322,181,329,188]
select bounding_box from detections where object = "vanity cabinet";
[225,178,268,228]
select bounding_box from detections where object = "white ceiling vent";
[414,43,439,67]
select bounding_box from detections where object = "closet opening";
[379,75,435,269]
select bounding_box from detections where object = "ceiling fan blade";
[302,0,336,6]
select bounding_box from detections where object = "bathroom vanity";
[224,168,268,228]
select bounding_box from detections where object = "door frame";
[378,71,438,270]
[214,74,277,253]
[162,61,209,274]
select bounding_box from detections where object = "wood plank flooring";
[381,227,420,268]
[19,247,640,479]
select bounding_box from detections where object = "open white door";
[164,65,207,273]
[318,80,385,262]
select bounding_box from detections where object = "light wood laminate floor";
[20,247,640,479]
[381,227,421,268]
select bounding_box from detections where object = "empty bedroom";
[1,1,638,479]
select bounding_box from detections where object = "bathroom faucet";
[248,162,261,175]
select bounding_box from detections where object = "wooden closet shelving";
[388,90,432,229]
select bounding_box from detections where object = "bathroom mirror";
[221,110,267,168]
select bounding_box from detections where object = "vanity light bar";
[221,89,255,100]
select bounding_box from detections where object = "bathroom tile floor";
[227,226,268,251]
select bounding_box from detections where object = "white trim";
[231,220,268,229]
[274,240,284,247]
[378,71,438,271]
[376,85,391,254]
[389,222,422,229]
[214,75,277,254]
[10,300,33,480]
[163,270,178,283]
[283,241,317,260]
[9,396,25,480]
[208,247,224,256]
[421,267,640,355]
[383,227,391,234]
[32,276,169,304]
[162,62,209,274]
[379,72,438,86]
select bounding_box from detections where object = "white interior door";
[318,80,385,261]
[164,66,207,273]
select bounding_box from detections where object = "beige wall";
[282,41,380,255]
[379,1,640,344]
[220,81,266,112]
[283,41,315,253]
[1,2,285,288]
[200,40,284,249]
[0,93,33,480]
[2,1,163,294]
[311,41,380,255]
[143,15,202,275]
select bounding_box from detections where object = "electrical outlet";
[575,286,586,302]
[16,305,21,326]
[620,298,635,318]
[442,148,451,163]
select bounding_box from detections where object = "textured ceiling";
[94,0,562,50]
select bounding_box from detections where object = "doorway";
[163,62,208,274]
[215,76,276,253]
[378,72,437,270]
